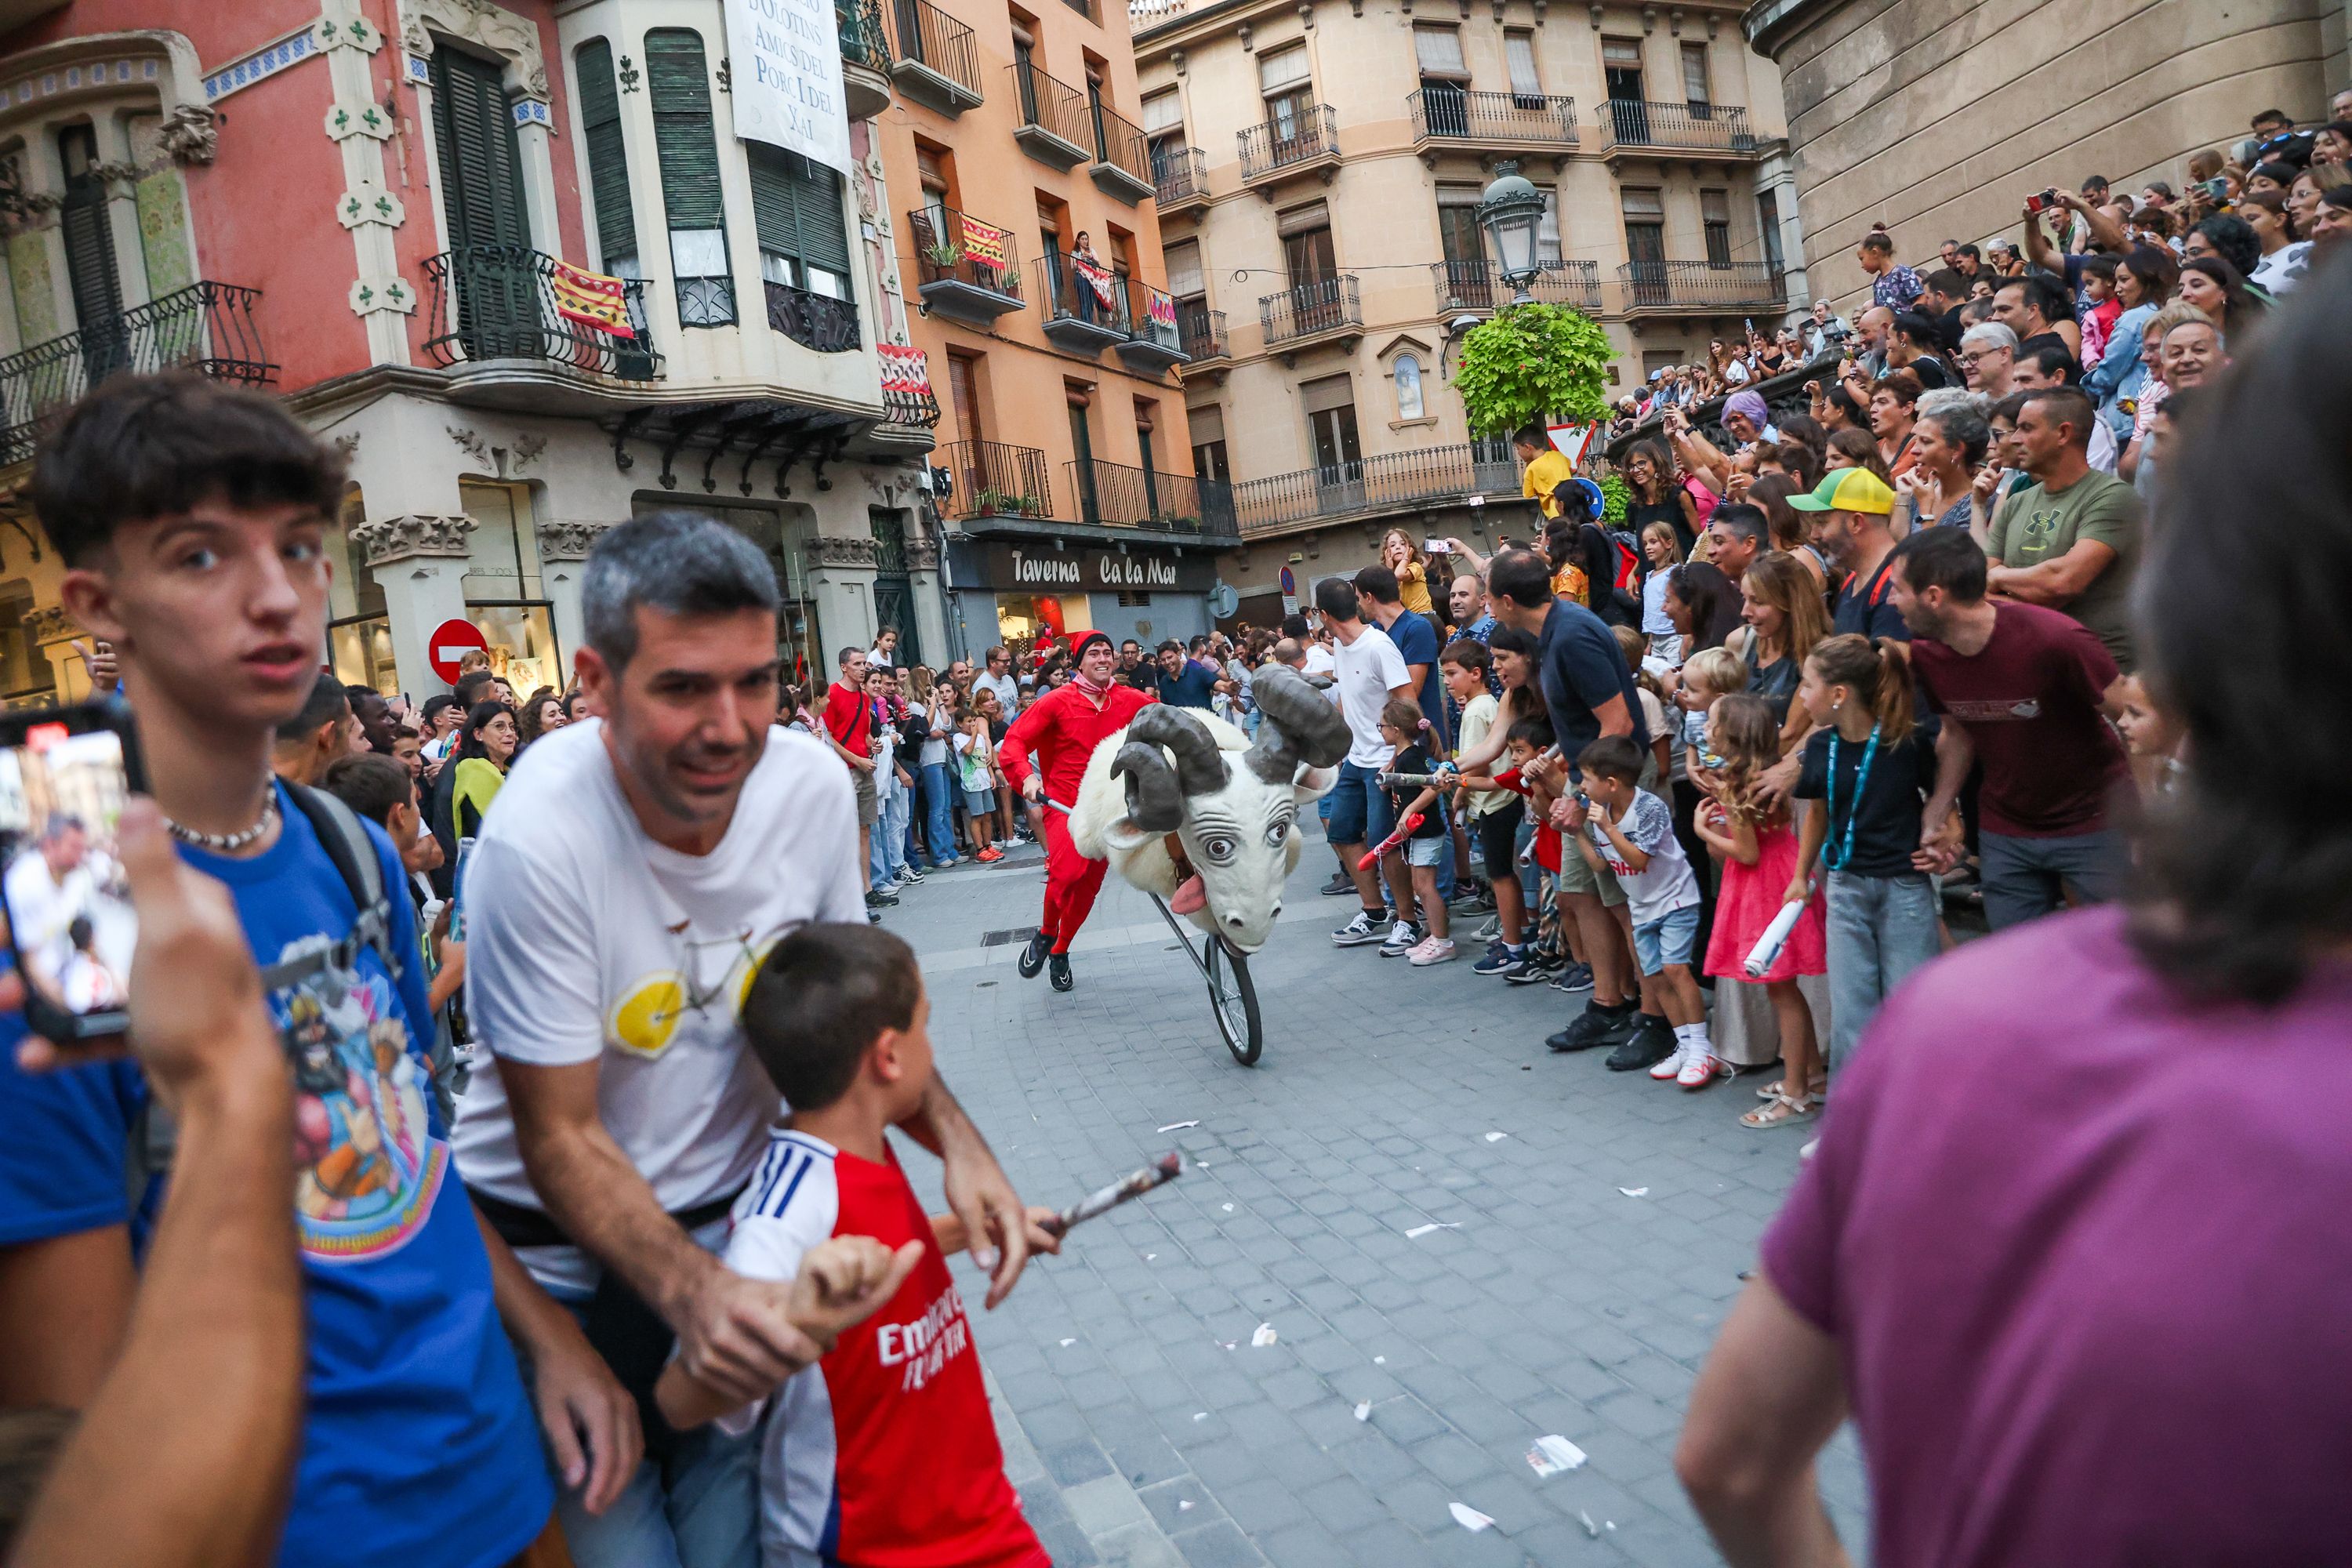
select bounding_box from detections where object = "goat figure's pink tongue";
[1171,873,1207,914]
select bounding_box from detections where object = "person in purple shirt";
[1672,245,2352,1567]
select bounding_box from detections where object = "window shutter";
[1258,45,1308,94]
[1620,187,1664,219]
[1681,42,1711,103]
[747,143,804,262]
[1505,32,1541,98]
[1413,27,1465,75]
[56,129,120,332]
[1165,240,1203,299]
[1602,38,1642,67]
[431,47,529,251]
[1299,373,1353,415]
[750,146,851,285]
[1142,89,1183,134]
[792,156,851,278]
[646,31,724,233]
[1186,402,1225,445]
[575,40,639,272]
[1276,198,1328,238]
[1700,188,1730,224]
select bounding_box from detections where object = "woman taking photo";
[911,667,963,869]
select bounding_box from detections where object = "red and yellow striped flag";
[549,260,636,339]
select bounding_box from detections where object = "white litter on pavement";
[1485,1131,1508,1142]
[1374,1356,1385,1364]
[1449,1503,1496,1534]
[1178,1501,1194,1512]
[1403,1222,1461,1239]
[1145,1253,1157,1261]
[1618,1186,1650,1198]
[1192,1411,1208,1421]
[1058,1338,1076,1348]
[1353,1400,1371,1421]
[1221,1203,1234,1212]
[1157,1120,1200,1133]
[1579,1511,1600,1538]
[1250,1323,1278,1347]
[1526,1436,1588,1478]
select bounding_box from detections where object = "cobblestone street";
[891,829,1868,1568]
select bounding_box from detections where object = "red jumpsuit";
[997,682,1156,954]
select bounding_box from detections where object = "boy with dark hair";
[657,923,1053,1568]
[1570,736,1717,1086]
[270,670,356,786]
[2,372,625,1567]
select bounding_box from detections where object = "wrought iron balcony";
[1617,260,1785,314]
[837,0,892,119]
[0,280,274,466]
[1118,279,1188,373]
[887,0,982,114]
[1089,99,1155,205]
[1068,456,1236,537]
[1232,438,1517,536]
[1011,60,1092,170]
[420,247,662,380]
[1178,303,1228,362]
[764,280,860,353]
[1408,89,1577,148]
[1238,105,1338,185]
[1152,145,1208,211]
[909,206,1024,322]
[1035,249,1131,354]
[1259,275,1361,348]
[937,439,1054,521]
[1597,100,1757,156]
[1432,258,1602,314]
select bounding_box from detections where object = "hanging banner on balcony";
[723,0,854,176]
[959,214,1010,275]
[1146,290,1178,330]
[549,260,637,339]
[877,343,933,395]
[1073,253,1119,310]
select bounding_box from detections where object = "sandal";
[1755,1074,1829,1102]
[1740,1092,1816,1130]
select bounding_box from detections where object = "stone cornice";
[350,512,476,564]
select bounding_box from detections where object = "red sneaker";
[977,846,1004,862]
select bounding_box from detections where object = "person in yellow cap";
[1788,467,1910,641]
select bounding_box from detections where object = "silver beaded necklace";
[164,792,281,853]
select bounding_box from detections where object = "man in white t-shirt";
[453,513,1039,1568]
[971,645,1020,717]
[1314,578,1416,950]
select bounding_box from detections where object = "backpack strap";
[272,783,401,990]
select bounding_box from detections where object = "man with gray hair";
[454,510,1042,1567]
[1958,320,2019,397]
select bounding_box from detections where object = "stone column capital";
[351,513,477,566]
[535,517,618,563]
[24,604,82,644]
[808,535,879,569]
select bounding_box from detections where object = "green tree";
[1454,303,1614,438]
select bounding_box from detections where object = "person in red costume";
[996,631,1154,991]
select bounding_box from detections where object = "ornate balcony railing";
[1408,88,1577,146]
[1432,259,1603,314]
[1178,303,1227,361]
[421,247,662,378]
[1232,438,1517,535]
[1237,105,1338,181]
[937,438,1054,520]
[909,206,1024,305]
[1068,456,1236,536]
[1259,275,1360,346]
[1152,145,1207,206]
[1598,99,1756,154]
[764,280,859,352]
[0,280,274,466]
[1617,260,1785,311]
[837,0,890,70]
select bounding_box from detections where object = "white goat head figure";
[1091,664,1352,953]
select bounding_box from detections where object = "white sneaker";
[1648,1041,1690,1081]
[1677,1048,1728,1089]
[1379,920,1424,956]
[1332,909,1385,946]
[1407,936,1457,966]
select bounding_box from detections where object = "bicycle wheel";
[1204,938,1263,1066]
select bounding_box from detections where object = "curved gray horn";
[1109,742,1185,833]
[1123,702,1229,796]
[1243,663,1353,785]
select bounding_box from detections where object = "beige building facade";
[1133,0,1806,620]
[1746,0,2350,318]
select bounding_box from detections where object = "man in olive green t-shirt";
[1985,387,2142,671]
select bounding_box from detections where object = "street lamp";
[1477,159,1547,307]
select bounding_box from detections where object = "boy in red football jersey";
[656,923,1058,1568]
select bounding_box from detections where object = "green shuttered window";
[574,40,639,275]
[430,45,530,252]
[646,29,735,325]
[747,145,852,299]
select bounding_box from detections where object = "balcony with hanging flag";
[420,247,665,407]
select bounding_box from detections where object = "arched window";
[1393,353,1425,420]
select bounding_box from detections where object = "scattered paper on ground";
[1145,1253,1157,1261]
[1157,1120,1200,1133]
[1178,1500,1193,1512]
[1374,1356,1385,1364]
[1192,1411,1208,1421]
[1526,1435,1588,1478]
[1485,1131,1508,1142]
[1353,1400,1371,1421]
[1618,1186,1650,1198]
[1058,1338,1076,1348]
[1403,1221,1461,1240]
[1221,1203,1234,1212]
[1579,1511,1600,1538]
[1250,1323,1278,1348]
[1450,1503,1496,1534]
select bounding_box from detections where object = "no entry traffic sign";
[427,617,488,685]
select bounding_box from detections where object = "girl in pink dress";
[1693,693,1827,1129]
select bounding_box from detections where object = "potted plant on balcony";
[1454,303,1613,438]
[922,241,966,270]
